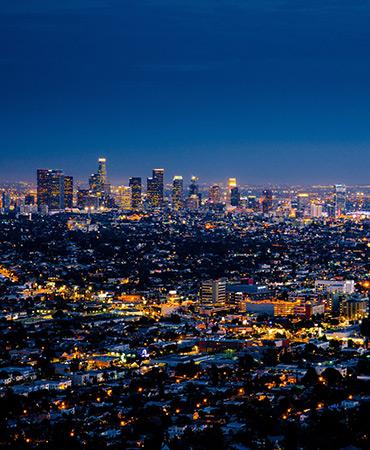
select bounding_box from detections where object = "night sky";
[1,0,370,184]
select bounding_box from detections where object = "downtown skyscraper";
[147,168,164,208]
[172,176,184,211]
[129,177,142,210]
[37,169,73,211]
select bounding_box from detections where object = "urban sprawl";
[0,158,370,449]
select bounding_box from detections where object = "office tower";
[261,189,273,214]
[89,157,110,205]
[129,177,142,210]
[340,296,368,321]
[153,168,164,206]
[189,176,201,203]
[146,177,156,208]
[172,176,183,211]
[209,184,221,204]
[310,203,323,218]
[98,157,107,186]
[117,186,132,210]
[147,168,164,208]
[230,186,240,207]
[89,173,100,195]
[247,196,257,210]
[334,184,347,217]
[77,189,89,209]
[64,176,74,209]
[186,194,200,210]
[37,169,65,211]
[201,278,227,304]
[296,193,310,217]
[227,177,237,204]
[49,170,65,210]
[37,169,50,208]
[1,192,11,211]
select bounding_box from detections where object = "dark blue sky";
[1,0,370,184]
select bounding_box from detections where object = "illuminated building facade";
[230,186,240,207]
[340,297,368,321]
[209,184,221,204]
[227,177,237,204]
[147,168,164,208]
[63,176,74,208]
[172,176,183,210]
[334,184,347,217]
[261,189,273,214]
[89,157,111,205]
[37,169,65,211]
[117,186,132,210]
[129,177,142,210]
[189,175,200,198]
[1,192,11,211]
[201,278,227,304]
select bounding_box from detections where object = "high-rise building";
[147,168,164,208]
[227,177,237,204]
[98,157,107,185]
[186,194,200,210]
[189,176,201,203]
[1,192,11,211]
[296,193,310,217]
[261,189,273,214]
[89,157,110,205]
[340,296,368,321]
[37,169,50,209]
[310,203,323,218]
[117,186,132,210]
[37,169,65,211]
[77,189,89,209]
[129,177,142,210]
[201,278,227,304]
[334,184,347,217]
[209,184,221,204]
[64,176,74,209]
[172,176,183,211]
[230,187,240,207]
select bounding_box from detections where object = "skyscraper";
[261,189,273,214]
[37,169,50,209]
[147,168,164,208]
[209,184,221,204]
[64,176,74,209]
[89,157,110,205]
[129,177,142,210]
[98,157,107,186]
[227,177,237,204]
[334,184,347,217]
[189,176,201,203]
[117,186,132,210]
[230,186,240,207]
[296,193,310,217]
[37,169,65,211]
[1,192,11,211]
[172,176,183,211]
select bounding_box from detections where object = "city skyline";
[1,1,370,183]
[1,155,369,187]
